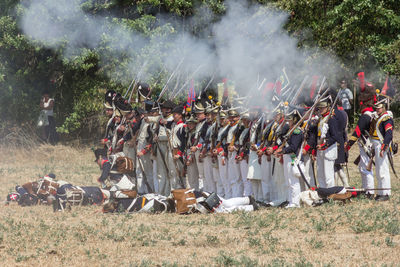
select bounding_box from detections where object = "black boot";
[365,193,374,200]
[375,195,390,201]
[248,196,259,210]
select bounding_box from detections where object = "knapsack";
[115,157,134,174]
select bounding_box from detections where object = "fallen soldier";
[54,186,139,211]
[172,189,261,214]
[300,186,390,206]
[102,189,262,214]
[94,148,136,191]
[102,193,175,213]
[5,173,58,206]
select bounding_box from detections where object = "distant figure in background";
[39,90,57,144]
[338,80,353,126]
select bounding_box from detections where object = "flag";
[309,75,319,99]
[275,80,282,95]
[357,72,365,92]
[262,82,275,98]
[381,75,395,97]
[186,79,196,108]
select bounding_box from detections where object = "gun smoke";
[19,0,342,106]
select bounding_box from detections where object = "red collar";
[101,159,108,168]
[176,120,184,125]
[361,107,374,114]
[322,112,330,118]
[337,106,344,111]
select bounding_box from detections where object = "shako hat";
[161,100,176,110]
[104,90,116,109]
[94,148,107,162]
[172,105,184,114]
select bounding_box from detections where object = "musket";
[366,148,375,172]
[281,89,330,147]
[201,74,215,95]
[137,157,154,193]
[258,119,273,163]
[318,87,341,146]
[125,61,148,103]
[124,78,136,99]
[345,187,391,192]
[183,121,203,176]
[171,64,205,99]
[271,115,287,175]
[344,163,350,184]
[311,160,318,187]
[354,134,374,166]
[244,78,267,106]
[296,161,311,189]
[155,141,170,174]
[281,67,290,91]
[387,150,399,179]
[290,76,309,105]
[157,57,185,102]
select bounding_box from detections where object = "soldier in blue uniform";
[370,95,394,201]
[274,109,304,208]
[345,84,376,197]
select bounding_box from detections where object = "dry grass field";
[0,140,399,266]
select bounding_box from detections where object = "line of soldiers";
[96,82,395,208]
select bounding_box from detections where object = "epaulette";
[293,128,301,135]
[381,116,389,122]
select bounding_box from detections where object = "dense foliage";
[1,0,399,139]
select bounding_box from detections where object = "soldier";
[274,110,304,208]
[94,148,135,191]
[301,106,318,189]
[236,112,252,197]
[214,111,230,198]
[153,100,175,196]
[201,107,220,195]
[259,115,274,202]
[226,109,243,197]
[315,98,340,188]
[371,95,393,201]
[345,84,376,197]
[266,109,289,204]
[333,97,350,187]
[102,90,116,149]
[192,103,210,191]
[148,104,161,193]
[135,106,154,194]
[247,108,264,201]
[169,105,187,190]
[185,115,200,189]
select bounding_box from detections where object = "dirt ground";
[0,141,399,266]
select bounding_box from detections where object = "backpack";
[115,157,134,174]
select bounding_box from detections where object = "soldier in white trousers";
[236,113,252,196]
[226,110,243,197]
[371,96,394,201]
[185,116,200,190]
[214,112,230,198]
[315,100,340,188]
[346,84,376,197]
[135,108,154,194]
[247,112,264,202]
[274,111,304,208]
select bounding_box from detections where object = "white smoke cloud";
[18,0,341,106]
